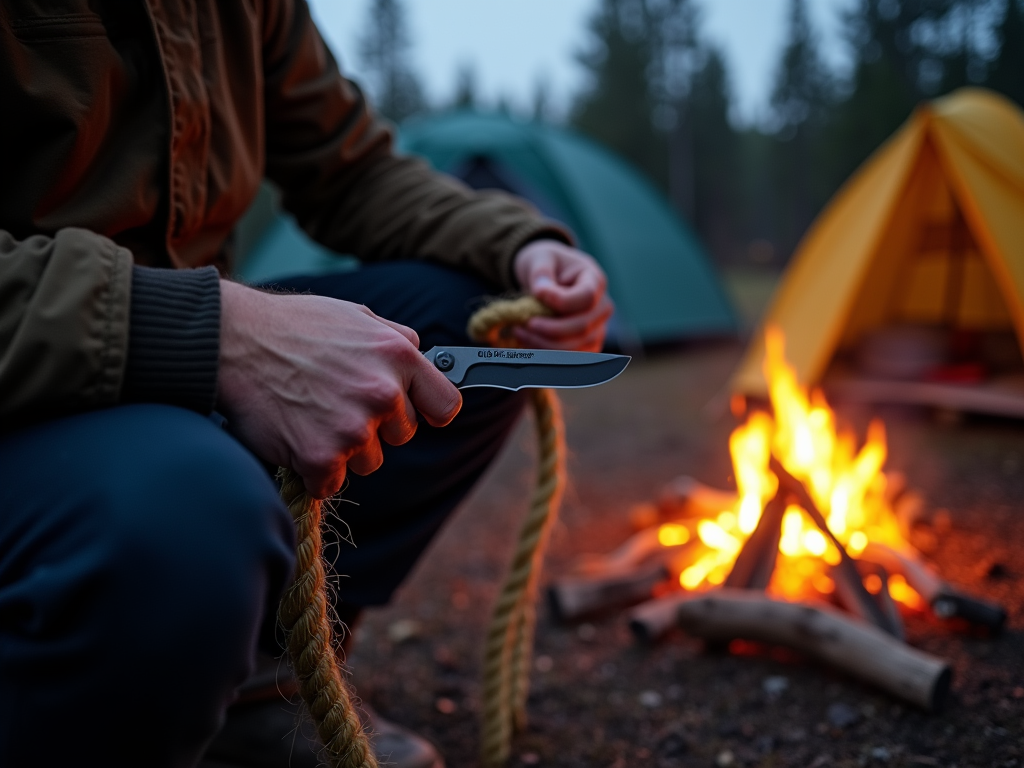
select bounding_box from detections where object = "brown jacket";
[0,0,568,431]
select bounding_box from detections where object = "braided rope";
[470,298,566,767]
[277,469,377,768]
[273,294,564,768]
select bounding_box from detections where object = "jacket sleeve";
[0,228,222,433]
[260,0,573,291]
[0,228,132,431]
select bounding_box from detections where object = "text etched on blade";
[478,350,536,359]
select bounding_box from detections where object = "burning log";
[658,475,738,519]
[861,542,1007,632]
[831,561,905,641]
[571,523,692,577]
[724,494,785,590]
[894,491,926,538]
[769,457,903,637]
[547,562,671,623]
[671,589,951,711]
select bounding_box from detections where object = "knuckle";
[369,381,404,411]
[381,334,416,362]
[336,415,374,452]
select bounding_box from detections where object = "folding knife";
[423,346,630,391]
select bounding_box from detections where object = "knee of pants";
[93,409,295,649]
[0,406,297,765]
[0,406,295,669]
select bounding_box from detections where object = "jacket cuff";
[121,265,221,413]
[500,219,576,290]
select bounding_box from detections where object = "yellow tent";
[733,88,1024,406]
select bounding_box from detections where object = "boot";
[198,654,444,768]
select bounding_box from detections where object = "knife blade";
[423,346,630,391]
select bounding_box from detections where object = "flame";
[675,326,922,609]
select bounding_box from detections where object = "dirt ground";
[345,338,1024,768]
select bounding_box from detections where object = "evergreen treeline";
[570,0,1024,265]
[357,0,1024,266]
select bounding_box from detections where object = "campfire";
[549,327,1006,711]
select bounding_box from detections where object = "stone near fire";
[762,675,789,698]
[827,702,861,729]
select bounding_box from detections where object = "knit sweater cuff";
[121,265,221,413]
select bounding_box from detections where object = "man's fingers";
[523,298,613,340]
[408,356,463,428]
[298,457,348,500]
[348,433,385,476]
[378,392,419,447]
[532,269,603,315]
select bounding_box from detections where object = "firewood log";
[769,457,901,637]
[861,542,1007,631]
[572,524,692,577]
[628,592,692,643]
[673,589,951,711]
[724,494,785,590]
[547,562,671,622]
[658,475,738,519]
[830,561,905,641]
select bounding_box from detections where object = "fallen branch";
[673,589,951,711]
[547,562,670,622]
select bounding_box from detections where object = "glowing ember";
[674,327,924,607]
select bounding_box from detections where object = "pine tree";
[571,0,665,187]
[358,0,427,124]
[770,0,833,136]
[769,0,834,252]
[685,48,742,261]
[823,0,923,187]
[986,0,1024,106]
[452,63,478,110]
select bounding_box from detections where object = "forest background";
[356,0,1023,268]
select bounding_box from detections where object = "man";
[0,2,611,767]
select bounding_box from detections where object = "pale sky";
[308,0,854,127]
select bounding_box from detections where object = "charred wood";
[861,541,1007,632]
[831,561,905,641]
[724,493,785,590]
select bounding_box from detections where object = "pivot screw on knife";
[434,350,455,372]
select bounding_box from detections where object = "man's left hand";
[513,239,613,352]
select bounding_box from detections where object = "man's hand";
[217,281,462,499]
[513,239,613,352]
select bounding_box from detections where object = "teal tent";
[235,111,735,345]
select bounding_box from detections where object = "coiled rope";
[276,295,565,768]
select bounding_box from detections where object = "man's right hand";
[217,281,462,499]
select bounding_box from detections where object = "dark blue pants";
[0,263,524,767]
